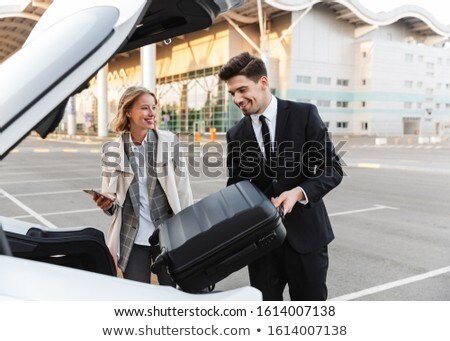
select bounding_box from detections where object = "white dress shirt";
[250,95,309,205]
[129,133,155,246]
[250,94,277,157]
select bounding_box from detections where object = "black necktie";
[259,115,271,161]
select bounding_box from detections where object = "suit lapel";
[146,130,158,211]
[244,115,264,155]
[155,129,167,167]
[242,115,266,167]
[123,133,140,219]
[243,115,258,142]
[275,98,289,143]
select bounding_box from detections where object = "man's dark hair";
[218,52,267,83]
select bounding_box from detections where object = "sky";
[357,0,450,25]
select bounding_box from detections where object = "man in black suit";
[219,52,343,301]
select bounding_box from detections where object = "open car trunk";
[0,0,242,160]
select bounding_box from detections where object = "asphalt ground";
[1,135,449,300]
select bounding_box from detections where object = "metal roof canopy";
[0,1,51,62]
[2,0,450,64]
[324,2,442,37]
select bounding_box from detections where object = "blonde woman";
[93,86,193,284]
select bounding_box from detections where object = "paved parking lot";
[1,135,450,300]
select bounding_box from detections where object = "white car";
[0,0,261,301]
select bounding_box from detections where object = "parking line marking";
[10,208,99,219]
[329,204,398,217]
[330,265,450,301]
[0,169,95,177]
[190,179,227,184]
[0,162,86,170]
[12,190,82,197]
[356,163,381,169]
[4,203,398,226]
[0,188,56,228]
[43,137,103,145]
[43,208,100,216]
[0,176,99,185]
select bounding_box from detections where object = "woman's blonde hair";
[110,86,158,132]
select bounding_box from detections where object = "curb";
[347,162,450,174]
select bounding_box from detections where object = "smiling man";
[220,52,343,301]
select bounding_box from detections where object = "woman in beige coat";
[93,86,193,284]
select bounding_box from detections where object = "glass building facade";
[156,65,232,133]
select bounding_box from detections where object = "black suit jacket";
[226,98,343,254]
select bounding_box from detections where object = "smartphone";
[82,189,114,201]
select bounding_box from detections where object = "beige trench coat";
[101,130,194,268]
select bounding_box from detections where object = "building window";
[445,103,450,109]
[317,100,331,107]
[337,79,349,86]
[317,77,331,85]
[297,75,311,84]
[336,101,349,108]
[362,51,367,58]
[405,53,413,62]
[404,102,412,109]
[362,79,366,85]
[361,122,368,130]
[425,88,433,95]
[446,83,450,90]
[403,117,421,122]
[323,121,330,128]
[426,62,434,69]
[436,103,441,109]
[156,66,227,133]
[438,58,443,65]
[404,80,413,88]
[437,83,442,89]
[362,101,366,107]
[418,55,424,62]
[336,121,348,128]
[426,97,433,102]
[417,102,422,109]
[417,81,423,88]
[426,72,434,77]
[298,98,311,103]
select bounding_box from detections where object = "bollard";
[210,127,216,142]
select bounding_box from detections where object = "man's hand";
[93,192,114,211]
[271,187,304,216]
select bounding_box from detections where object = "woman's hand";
[93,192,114,211]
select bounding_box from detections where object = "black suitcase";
[151,180,286,293]
[5,227,117,276]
